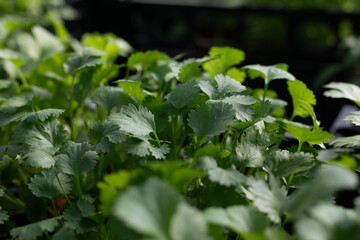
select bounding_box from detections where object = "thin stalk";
[68,74,76,140]
[153,131,161,148]
[51,198,60,217]
[262,82,269,101]
[16,66,28,87]
[286,174,294,190]
[52,166,73,206]
[44,231,51,240]
[3,192,26,209]
[76,176,83,198]
[281,213,289,229]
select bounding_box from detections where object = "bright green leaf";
[127,50,168,72]
[288,80,316,119]
[116,80,148,104]
[242,64,295,85]
[203,46,245,77]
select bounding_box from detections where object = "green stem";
[16,66,28,87]
[3,192,26,209]
[297,141,303,153]
[287,174,294,190]
[153,131,161,148]
[44,231,51,240]
[262,82,269,101]
[52,166,73,206]
[76,176,83,198]
[51,198,60,217]
[281,213,289,229]
[221,130,230,150]
[68,74,76,140]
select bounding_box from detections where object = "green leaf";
[329,135,360,148]
[188,102,234,142]
[52,227,76,240]
[113,177,182,240]
[127,50,168,72]
[125,137,170,159]
[198,74,246,99]
[10,217,61,240]
[295,204,360,240]
[20,109,65,123]
[217,95,256,121]
[208,167,247,187]
[28,168,71,199]
[203,46,245,77]
[56,143,98,177]
[108,104,156,137]
[242,64,295,85]
[167,81,200,109]
[32,25,65,60]
[63,196,97,234]
[170,203,212,240]
[90,86,123,111]
[204,205,269,237]
[226,67,246,83]
[344,110,360,126]
[247,175,287,224]
[235,128,274,168]
[116,80,148,104]
[13,119,68,155]
[288,80,316,119]
[285,121,333,146]
[0,92,35,111]
[22,150,54,169]
[0,207,9,224]
[88,120,126,153]
[286,165,358,218]
[264,150,314,178]
[63,47,105,75]
[324,82,360,106]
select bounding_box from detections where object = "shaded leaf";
[22,150,54,169]
[329,135,360,148]
[64,47,105,75]
[90,86,123,111]
[344,110,360,126]
[324,82,360,106]
[10,217,60,240]
[167,81,199,109]
[56,143,98,177]
[188,102,234,142]
[208,168,247,187]
[20,109,65,123]
[28,168,71,199]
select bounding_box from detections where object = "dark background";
[67,0,360,132]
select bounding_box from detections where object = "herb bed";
[0,14,360,240]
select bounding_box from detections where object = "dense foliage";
[1,5,360,240]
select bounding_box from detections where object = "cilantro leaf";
[13,119,68,155]
[329,135,360,148]
[52,227,76,240]
[10,217,61,240]
[63,47,105,75]
[295,203,360,240]
[20,109,65,123]
[225,67,246,83]
[286,165,358,218]
[176,57,209,83]
[203,46,245,77]
[55,143,98,177]
[116,80,148,104]
[218,95,256,121]
[208,167,247,187]
[344,111,360,126]
[28,168,71,199]
[113,177,182,240]
[264,150,314,178]
[204,205,269,237]
[242,64,295,85]
[188,102,234,142]
[324,82,360,106]
[235,128,274,168]
[0,206,9,224]
[198,74,246,99]
[125,137,170,159]
[288,80,316,119]
[285,121,333,147]
[22,150,54,169]
[0,92,35,112]
[88,120,126,153]
[108,104,156,137]
[127,50,168,72]
[247,175,287,224]
[170,203,212,240]
[90,86,123,111]
[167,81,200,109]
[63,196,97,234]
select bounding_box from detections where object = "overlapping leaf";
[242,64,295,85]
[63,47,105,75]
[344,110,360,126]
[167,81,200,109]
[10,217,61,240]
[288,80,316,119]
[90,86,123,111]
[324,82,360,106]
